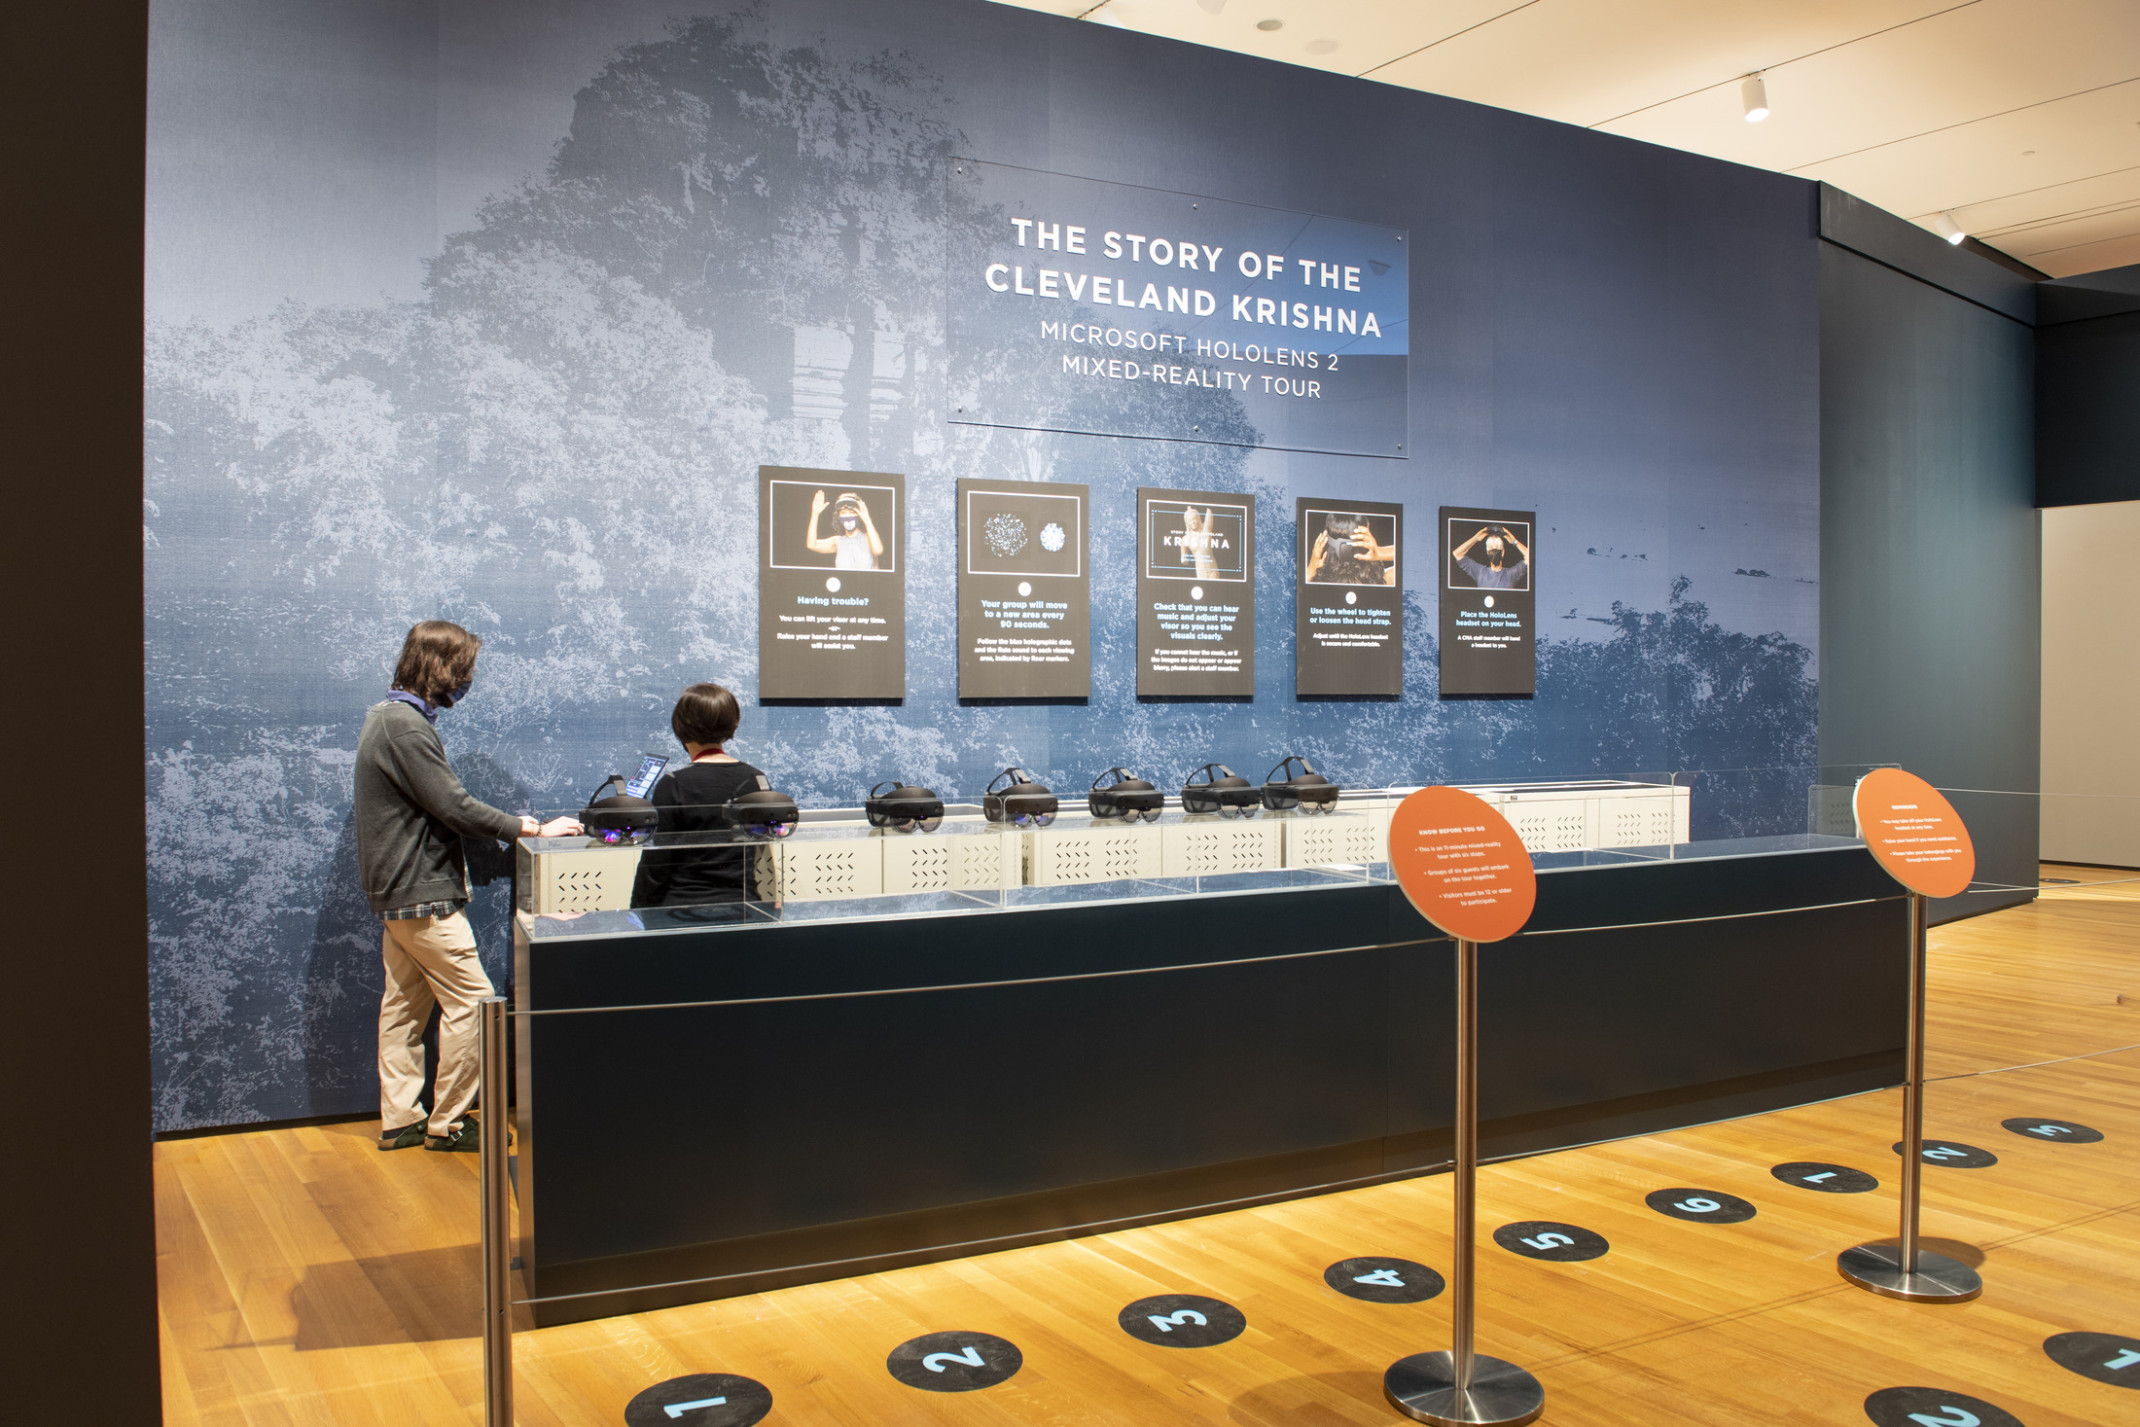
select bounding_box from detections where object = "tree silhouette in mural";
[142,5,1815,1129]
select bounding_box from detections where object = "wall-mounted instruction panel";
[758,466,906,700]
[1296,497,1402,697]
[1136,486,1256,697]
[1438,504,1536,697]
[956,478,1091,699]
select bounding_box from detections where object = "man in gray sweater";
[356,620,579,1151]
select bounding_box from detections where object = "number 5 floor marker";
[1836,769,1983,1304]
[1382,787,1545,1427]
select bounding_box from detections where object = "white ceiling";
[996,0,2140,278]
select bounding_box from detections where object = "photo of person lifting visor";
[806,488,884,570]
[1450,521,1531,591]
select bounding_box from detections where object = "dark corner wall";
[2036,262,2140,509]
[5,3,161,1423]
[1815,186,2040,921]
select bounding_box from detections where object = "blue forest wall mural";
[145,0,1820,1130]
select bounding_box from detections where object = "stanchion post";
[1383,786,1544,1427]
[480,996,514,1427]
[1837,888,1981,1302]
[1449,937,1477,1396]
[1897,890,1925,1272]
[1384,934,1543,1427]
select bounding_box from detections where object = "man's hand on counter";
[522,815,585,838]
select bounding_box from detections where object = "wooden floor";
[156,866,2140,1425]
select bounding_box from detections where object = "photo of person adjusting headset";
[806,489,884,570]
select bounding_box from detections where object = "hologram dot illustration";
[983,513,1029,557]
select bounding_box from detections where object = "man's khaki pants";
[378,911,494,1138]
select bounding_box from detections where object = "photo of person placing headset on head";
[806,489,884,570]
[1451,523,1530,590]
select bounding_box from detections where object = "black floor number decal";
[1324,1256,1446,1303]
[1863,1385,2024,1426]
[886,1331,1023,1392]
[623,1374,774,1427]
[1116,1294,1246,1348]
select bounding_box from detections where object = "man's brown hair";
[671,682,740,747]
[392,620,482,703]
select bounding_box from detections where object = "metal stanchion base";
[1837,1242,1983,1303]
[1384,1352,1545,1426]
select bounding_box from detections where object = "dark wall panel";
[1818,243,2039,919]
[4,0,162,1420]
[2038,300,2140,508]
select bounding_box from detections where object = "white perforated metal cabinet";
[881,820,1020,892]
[1159,815,1283,877]
[1595,784,1690,848]
[1281,811,1381,868]
[1808,783,1856,839]
[754,828,883,901]
[1494,791,1593,853]
[515,839,642,913]
[1025,816,1165,885]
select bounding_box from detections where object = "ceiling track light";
[1933,212,1967,245]
[1741,73,1770,123]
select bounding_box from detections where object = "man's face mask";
[438,677,473,708]
[1485,539,1505,566]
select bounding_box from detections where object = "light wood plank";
[159,866,2140,1425]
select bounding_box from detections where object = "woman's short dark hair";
[671,683,740,747]
[393,621,482,703]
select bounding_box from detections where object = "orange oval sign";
[1388,786,1537,943]
[1854,768,1975,899]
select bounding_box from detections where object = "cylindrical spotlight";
[1741,73,1770,123]
[1933,212,1967,245]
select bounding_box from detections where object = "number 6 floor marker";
[1837,769,1983,1304]
[1382,787,1545,1426]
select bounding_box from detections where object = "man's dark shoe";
[378,1121,426,1151]
[424,1113,481,1153]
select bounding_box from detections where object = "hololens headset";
[1263,755,1341,813]
[982,767,1058,827]
[1088,767,1165,822]
[1181,763,1261,818]
[582,776,660,844]
[866,781,945,833]
[724,775,798,839]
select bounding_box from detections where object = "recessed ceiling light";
[1197,0,1227,12]
[1933,212,1967,245]
[1088,6,1127,26]
[1305,38,1338,54]
[1741,73,1770,123]
[1257,18,1283,31]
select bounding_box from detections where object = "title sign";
[1296,497,1402,697]
[1438,505,1536,697]
[756,466,905,700]
[1136,486,1255,697]
[956,478,1090,698]
[949,160,1408,458]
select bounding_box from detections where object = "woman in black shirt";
[630,682,770,906]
